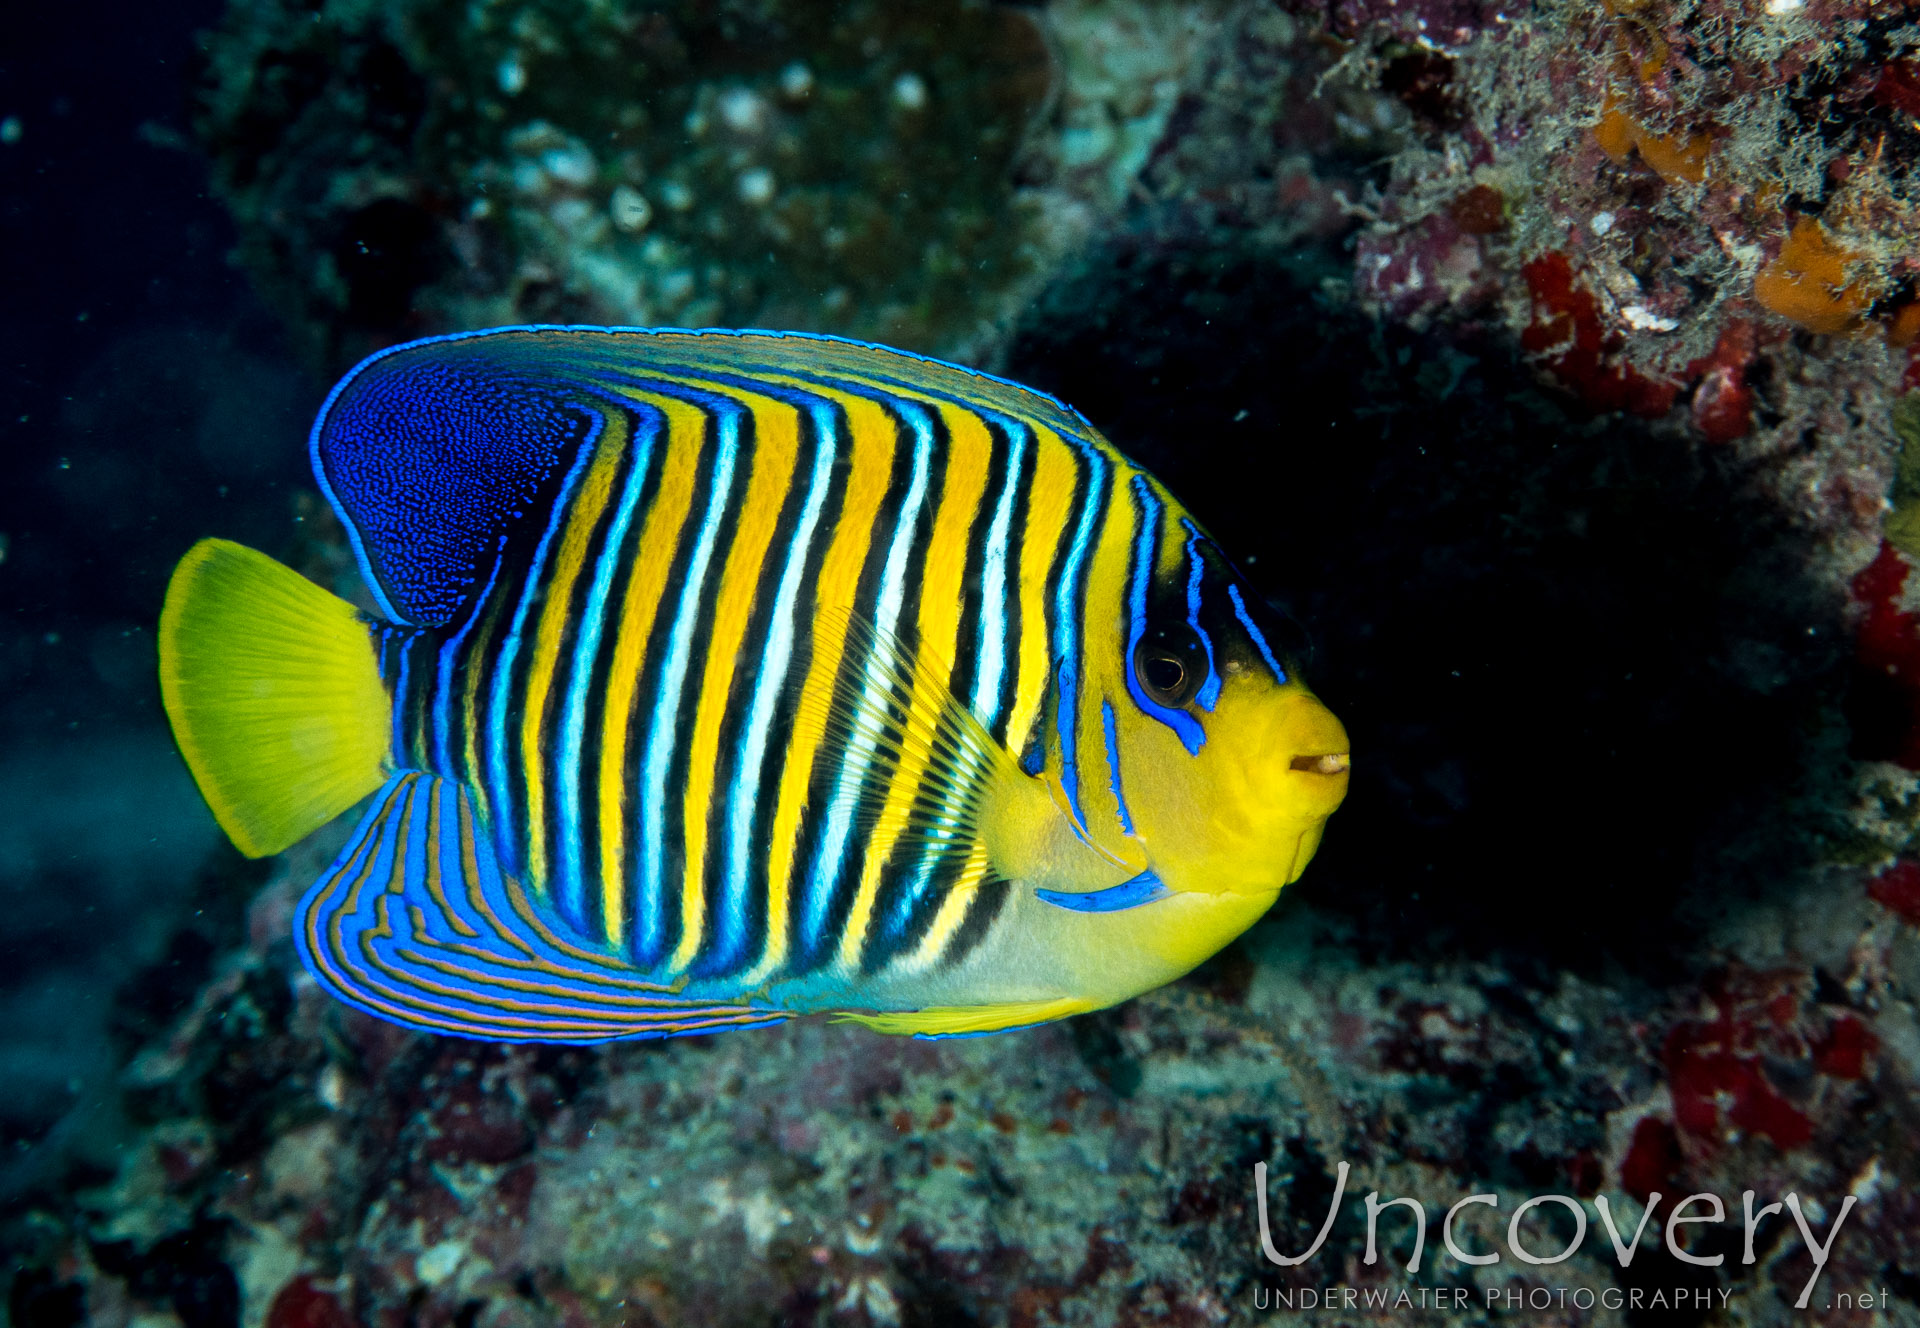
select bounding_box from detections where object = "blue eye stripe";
[1181,521,1220,713]
[1123,476,1204,756]
[1101,698,1135,836]
[1036,868,1171,913]
[1228,583,1288,684]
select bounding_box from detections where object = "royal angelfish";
[158,327,1349,1042]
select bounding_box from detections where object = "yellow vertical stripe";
[915,402,992,684]
[1005,426,1079,753]
[1073,461,1142,839]
[832,401,994,969]
[518,412,629,896]
[594,393,707,950]
[665,385,802,974]
[461,599,501,798]
[736,387,897,985]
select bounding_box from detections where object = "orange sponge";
[1889,301,1920,348]
[1593,92,1712,185]
[1753,219,1872,334]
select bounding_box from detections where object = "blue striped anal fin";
[295,772,787,1043]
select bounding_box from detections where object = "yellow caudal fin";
[158,538,391,857]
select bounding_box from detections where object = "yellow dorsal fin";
[158,538,391,857]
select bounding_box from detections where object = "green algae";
[1884,394,1920,559]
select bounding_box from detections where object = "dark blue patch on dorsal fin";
[311,333,598,627]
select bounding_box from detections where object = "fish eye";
[1134,625,1206,707]
[1143,652,1186,695]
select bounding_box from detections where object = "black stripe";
[689,396,814,978]
[943,416,1006,729]
[536,429,647,935]
[566,411,669,942]
[786,395,917,974]
[940,877,1011,968]
[746,396,854,972]
[618,393,723,964]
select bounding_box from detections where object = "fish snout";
[1273,691,1350,819]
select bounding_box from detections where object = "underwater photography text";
[1252,1159,1867,1311]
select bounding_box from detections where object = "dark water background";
[0,0,319,1187]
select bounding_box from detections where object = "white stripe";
[635,405,740,962]
[971,420,1026,724]
[719,400,838,963]
[553,413,657,931]
[485,414,604,878]
[798,400,933,953]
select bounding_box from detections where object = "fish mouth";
[1290,752,1350,775]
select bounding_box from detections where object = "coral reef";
[8,807,1919,1326]
[1312,0,1920,448]
[192,0,1227,370]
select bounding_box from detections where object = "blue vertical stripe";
[1050,439,1109,831]
[635,401,741,965]
[1122,477,1205,755]
[433,546,510,776]
[799,399,932,959]
[484,412,605,878]
[1101,698,1135,836]
[552,407,660,934]
[971,420,1026,725]
[1228,583,1289,684]
[715,399,838,971]
[391,632,415,760]
[1182,521,1221,713]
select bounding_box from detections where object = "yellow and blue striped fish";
[158,327,1349,1042]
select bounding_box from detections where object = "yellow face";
[1101,518,1350,904]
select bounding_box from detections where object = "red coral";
[1685,321,1756,444]
[1667,1041,1812,1150]
[1619,1117,1681,1201]
[1661,970,1819,1154]
[1872,59,1920,118]
[1521,251,1678,417]
[1868,860,1920,925]
[1812,1015,1876,1080]
[1849,542,1920,769]
[268,1278,356,1328]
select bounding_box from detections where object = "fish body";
[159,327,1348,1042]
